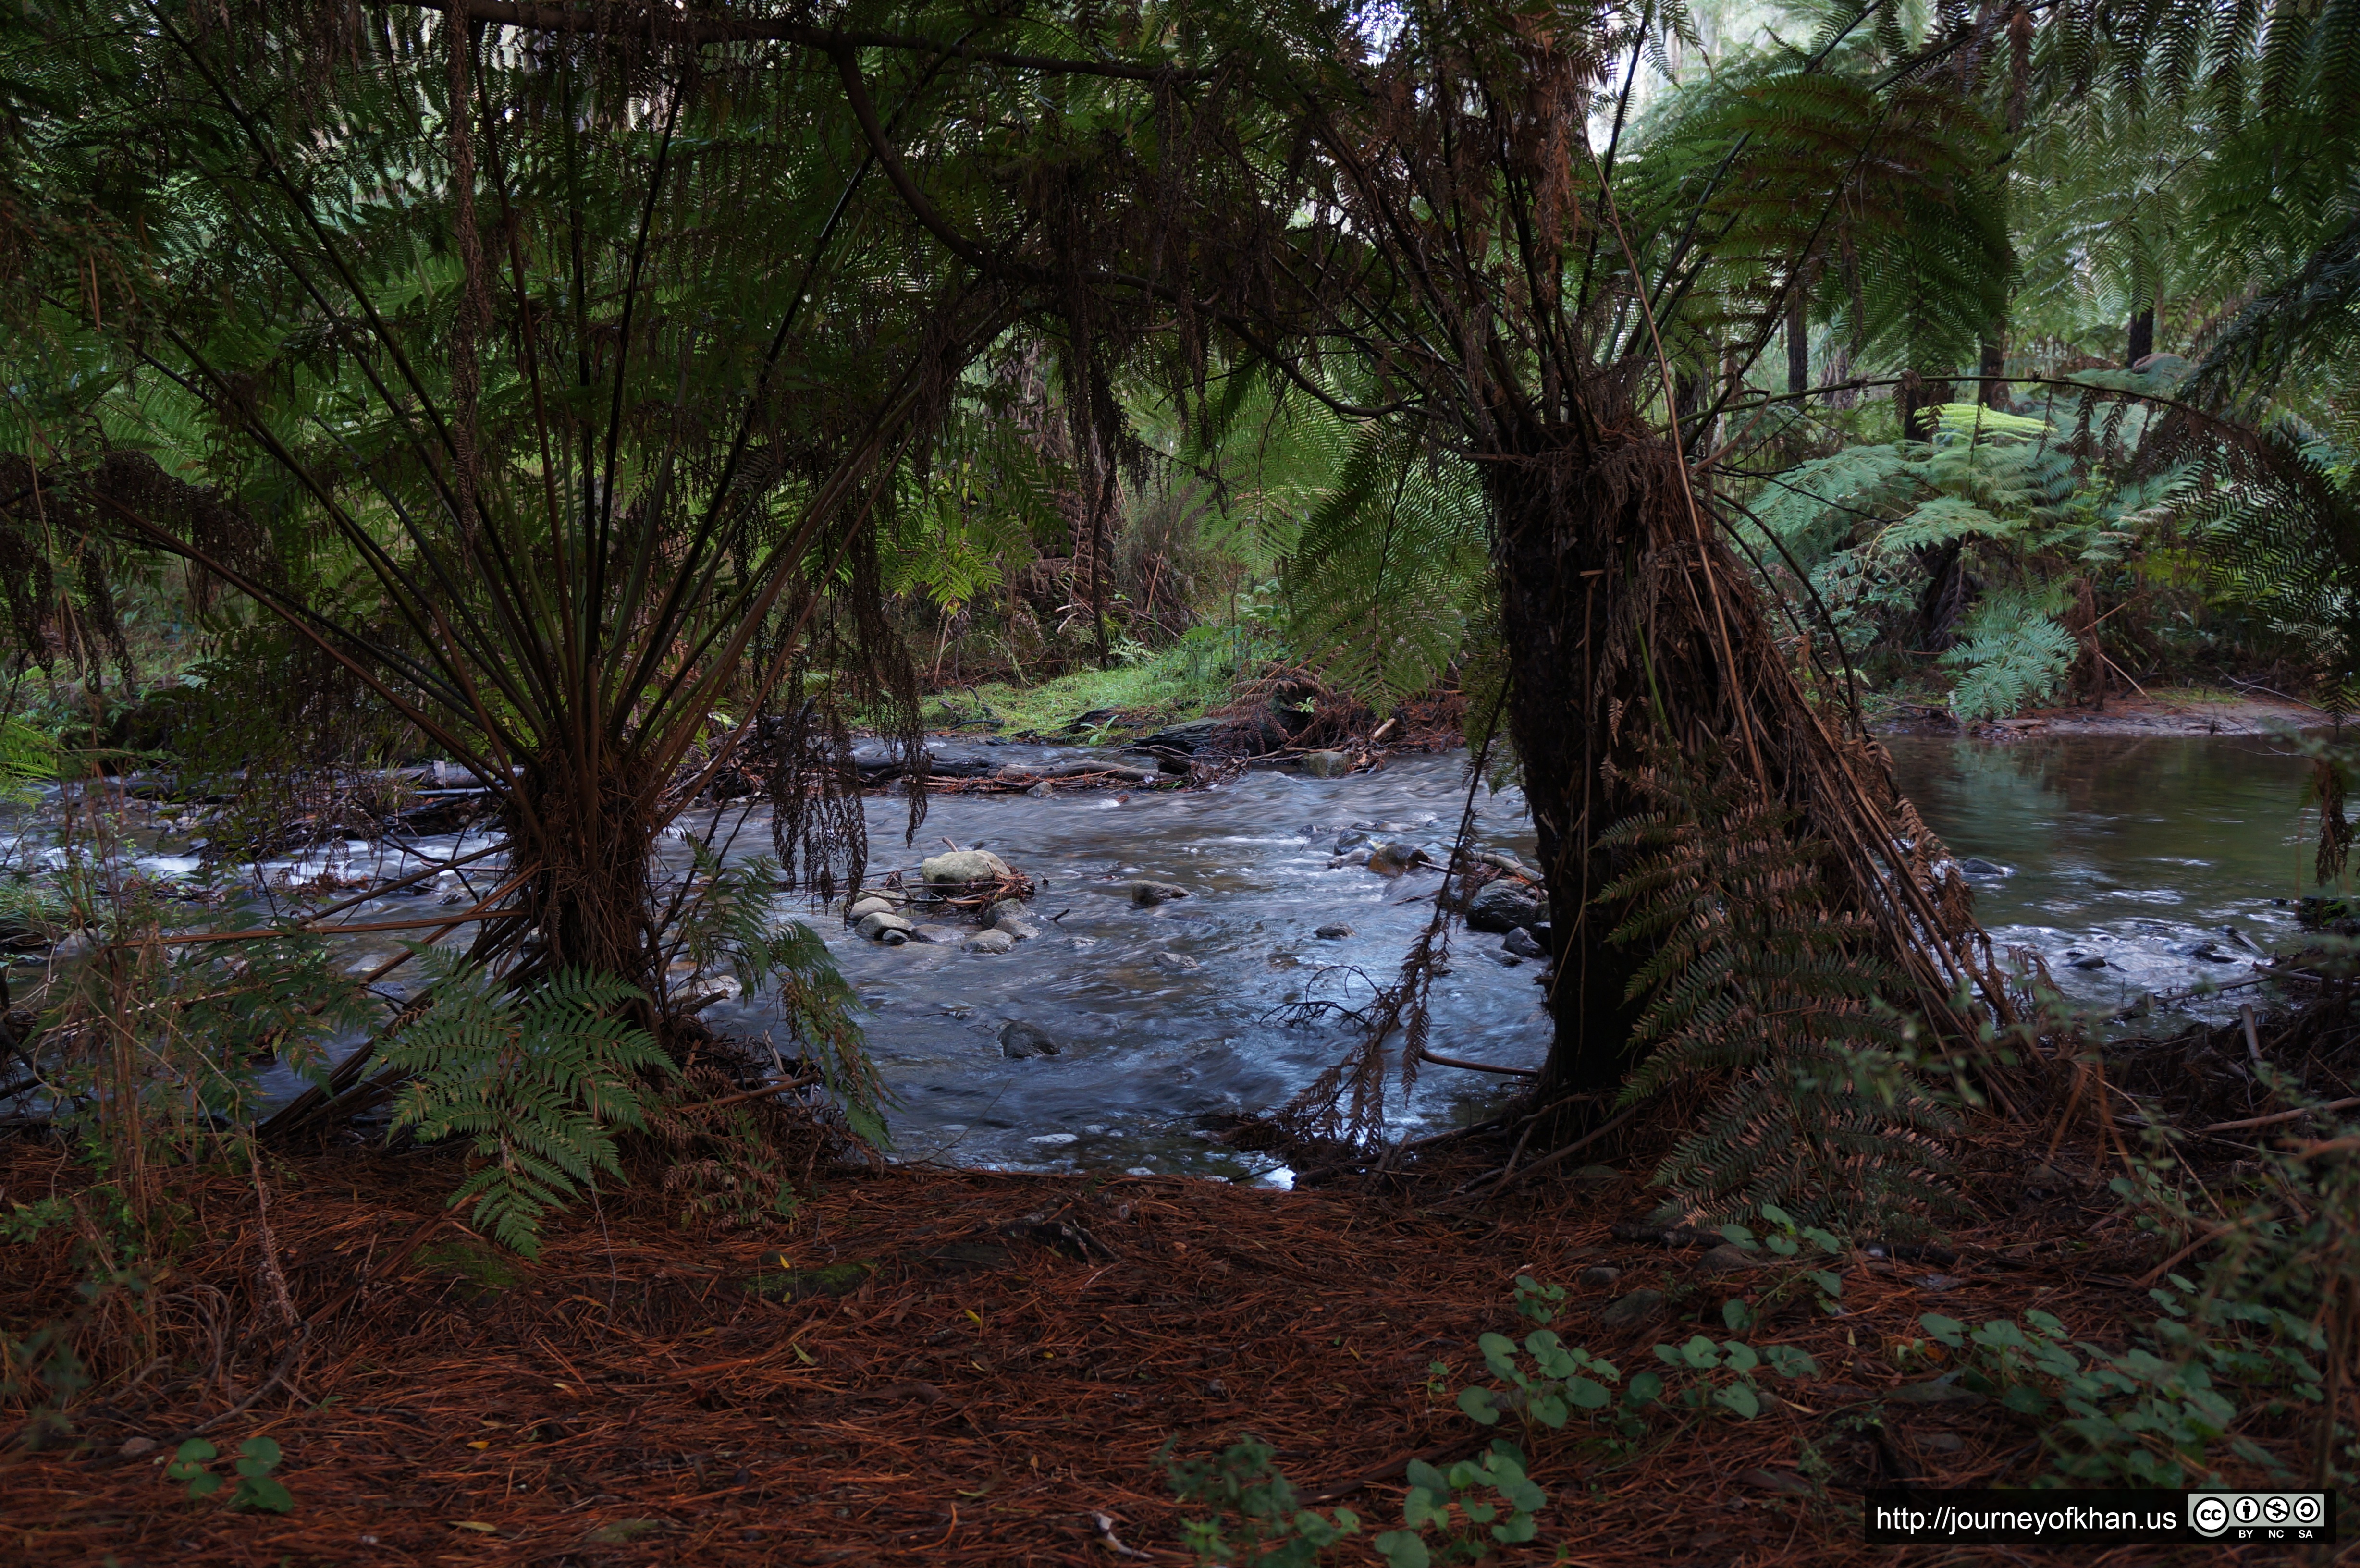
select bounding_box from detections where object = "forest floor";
[0,1130,2321,1567]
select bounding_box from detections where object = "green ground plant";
[164,1435,293,1513]
[384,954,676,1259]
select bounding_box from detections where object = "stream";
[8,730,2334,1180]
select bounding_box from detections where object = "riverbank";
[0,1120,2306,1567]
[1873,686,2334,739]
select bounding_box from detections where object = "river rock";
[1467,881,1544,932]
[1333,828,1370,851]
[1027,781,1055,797]
[1315,923,1352,939]
[1502,926,1548,960]
[999,1020,1059,1059]
[1328,848,1371,869]
[1302,749,1352,778]
[922,849,1012,887]
[855,911,913,940]
[908,924,968,944]
[2069,954,2107,969]
[1367,841,1427,875]
[1957,856,2010,876]
[1597,1288,1666,1327]
[1152,950,1201,972]
[983,899,1032,924]
[964,930,1016,955]
[878,928,909,946]
[993,913,1043,941]
[847,896,896,921]
[1127,880,1190,905]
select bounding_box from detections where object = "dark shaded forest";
[2,0,2359,1561]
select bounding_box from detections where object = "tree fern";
[385,951,675,1259]
[1602,746,1957,1233]
[1940,585,2080,721]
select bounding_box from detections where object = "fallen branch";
[2196,1096,2360,1134]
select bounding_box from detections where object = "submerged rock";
[908,924,968,945]
[922,849,1012,887]
[1152,950,1200,973]
[1957,856,2010,876]
[999,1020,1059,1059]
[993,913,1043,941]
[964,930,1016,955]
[1332,828,1371,851]
[1467,881,1544,932]
[1127,880,1190,906]
[1315,923,1352,939]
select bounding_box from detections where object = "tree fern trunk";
[505,751,662,1005]
[2126,306,2155,368]
[1482,413,2003,1108]
[1483,424,1704,1099]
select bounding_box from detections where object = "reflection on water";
[1885,733,2326,1018]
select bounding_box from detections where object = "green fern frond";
[386,949,675,1259]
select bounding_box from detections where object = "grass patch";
[920,630,1269,741]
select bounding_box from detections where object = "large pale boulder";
[921,849,1012,887]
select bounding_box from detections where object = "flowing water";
[11,730,2335,1180]
[1883,732,2325,1017]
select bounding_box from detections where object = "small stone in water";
[999,1020,1059,1059]
[1152,950,1200,972]
[1127,880,1190,905]
[1957,856,2010,876]
[964,930,1016,954]
[878,930,909,946]
[908,924,968,944]
[1082,1124,1107,1135]
[1027,781,1055,797]
[1315,923,1352,939]
[1028,1133,1079,1146]
[1333,829,1370,852]
[1502,926,1548,959]
[2070,955,2107,969]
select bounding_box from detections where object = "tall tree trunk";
[2126,306,2155,368]
[1786,289,1809,398]
[1979,334,2007,409]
